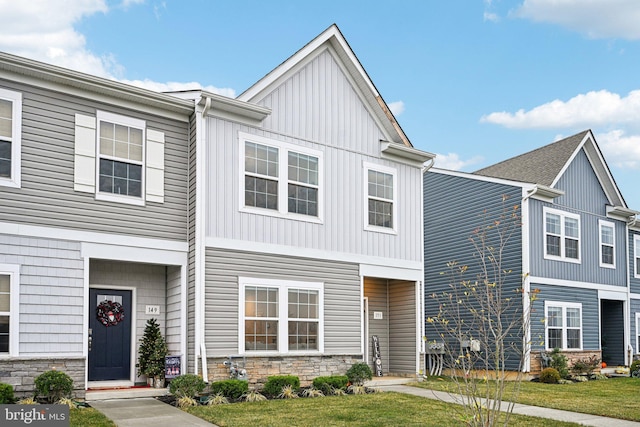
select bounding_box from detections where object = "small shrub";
[0,383,15,404]
[346,363,373,386]
[35,370,73,403]
[176,396,198,408]
[549,348,569,378]
[242,389,267,402]
[263,375,300,397]
[206,393,229,405]
[539,367,561,384]
[630,360,640,376]
[209,379,248,400]
[300,386,324,398]
[169,374,206,398]
[277,385,299,399]
[571,355,600,375]
[312,375,348,395]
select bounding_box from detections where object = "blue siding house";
[424,130,639,373]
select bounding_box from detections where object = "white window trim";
[634,235,640,279]
[363,161,398,235]
[238,132,323,223]
[598,219,616,269]
[0,88,22,188]
[544,300,583,351]
[238,277,324,355]
[0,264,20,357]
[543,207,581,264]
[95,111,146,206]
[636,312,640,354]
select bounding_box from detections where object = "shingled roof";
[473,130,589,186]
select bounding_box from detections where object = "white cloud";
[480,90,640,129]
[388,101,405,116]
[434,153,484,171]
[0,0,234,96]
[597,129,640,169]
[513,0,640,40]
[121,79,236,98]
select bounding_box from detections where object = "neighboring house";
[0,52,193,396]
[424,130,638,373]
[177,24,434,384]
[0,23,435,395]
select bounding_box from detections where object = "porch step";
[365,376,415,387]
[85,386,169,401]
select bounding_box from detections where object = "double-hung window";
[239,278,323,354]
[240,132,322,222]
[599,220,615,268]
[364,162,397,233]
[544,207,580,262]
[0,264,19,356]
[636,313,640,354]
[545,301,582,350]
[97,111,145,201]
[0,88,22,188]
[634,235,640,278]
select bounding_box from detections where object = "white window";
[0,88,22,188]
[635,235,640,279]
[74,112,165,205]
[544,207,580,263]
[239,132,322,222]
[364,162,397,234]
[636,312,640,354]
[238,277,324,354]
[599,220,616,268]
[545,301,582,350]
[0,264,20,356]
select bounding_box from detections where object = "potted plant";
[137,318,168,387]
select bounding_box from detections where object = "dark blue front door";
[89,289,132,381]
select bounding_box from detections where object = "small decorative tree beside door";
[137,318,168,388]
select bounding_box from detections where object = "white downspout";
[521,186,533,372]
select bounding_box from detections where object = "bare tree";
[426,195,538,427]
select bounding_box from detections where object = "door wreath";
[96,300,125,327]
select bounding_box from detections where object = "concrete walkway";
[90,397,216,426]
[379,384,640,427]
[89,385,640,427]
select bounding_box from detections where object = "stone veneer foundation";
[207,355,363,387]
[0,357,85,398]
[531,350,602,375]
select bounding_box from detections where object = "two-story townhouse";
[0,52,193,396]
[424,130,638,374]
[176,25,435,385]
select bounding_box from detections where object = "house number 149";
[145,305,160,315]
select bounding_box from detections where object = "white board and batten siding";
[204,248,361,356]
[0,79,189,242]
[1,234,84,355]
[204,48,423,264]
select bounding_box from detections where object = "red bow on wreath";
[96,300,125,327]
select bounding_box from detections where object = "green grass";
[184,392,580,427]
[70,407,116,427]
[415,376,640,421]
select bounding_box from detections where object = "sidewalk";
[379,384,640,427]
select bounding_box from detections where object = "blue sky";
[1,0,639,207]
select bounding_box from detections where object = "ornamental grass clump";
[169,374,207,398]
[312,375,348,395]
[263,375,300,397]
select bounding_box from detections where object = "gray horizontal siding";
[364,278,388,373]
[529,283,599,351]
[1,234,84,355]
[0,79,189,241]
[529,199,627,286]
[388,280,416,374]
[204,248,361,356]
[553,149,609,216]
[630,230,640,294]
[630,299,640,353]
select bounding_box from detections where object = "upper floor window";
[0,264,19,356]
[544,207,580,263]
[239,132,322,222]
[545,301,582,351]
[599,220,615,268]
[634,235,640,279]
[0,88,22,188]
[97,112,145,201]
[239,277,324,354]
[364,162,397,234]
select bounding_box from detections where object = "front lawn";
[183,392,580,427]
[415,376,640,421]
[70,407,115,427]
